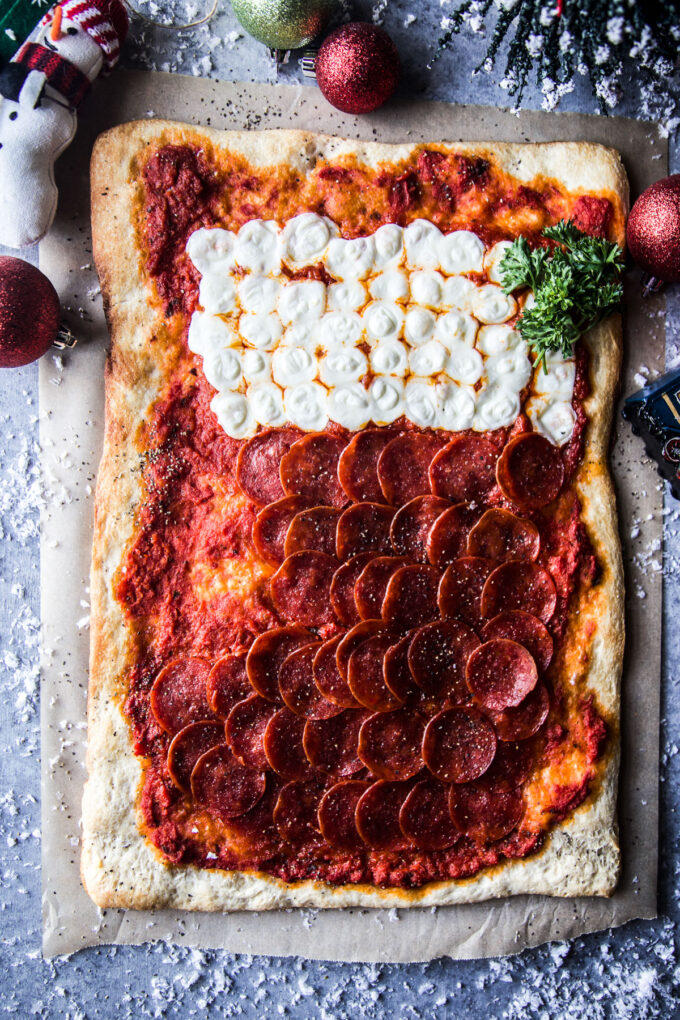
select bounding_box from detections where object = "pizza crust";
[82,122,627,911]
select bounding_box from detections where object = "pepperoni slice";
[264,707,315,779]
[487,739,535,785]
[274,780,324,844]
[383,632,420,705]
[303,709,370,776]
[280,432,347,508]
[206,654,252,718]
[236,427,301,506]
[358,709,425,780]
[318,780,371,850]
[279,642,342,719]
[466,638,538,711]
[407,619,480,703]
[482,611,554,673]
[330,553,373,626]
[313,635,360,709]
[378,433,446,507]
[399,778,459,850]
[437,557,496,625]
[382,564,441,629]
[467,508,540,563]
[284,505,341,557]
[426,503,482,569]
[354,556,409,621]
[246,625,315,702]
[429,436,498,503]
[336,620,384,681]
[191,744,266,819]
[490,683,550,741]
[167,721,225,792]
[338,428,397,503]
[270,551,339,627]
[150,657,213,735]
[252,495,311,566]
[449,778,524,842]
[496,432,565,510]
[480,562,557,623]
[336,502,395,560]
[390,495,450,562]
[226,694,277,770]
[422,707,497,783]
[348,633,403,712]
[220,778,280,847]
[356,781,412,850]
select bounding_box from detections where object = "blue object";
[623,367,680,499]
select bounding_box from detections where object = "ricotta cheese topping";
[186,216,576,444]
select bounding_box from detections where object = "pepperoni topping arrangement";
[141,419,596,884]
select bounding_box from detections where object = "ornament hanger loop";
[122,0,218,31]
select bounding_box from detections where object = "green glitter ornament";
[231,0,336,51]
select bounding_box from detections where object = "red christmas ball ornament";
[315,22,400,115]
[627,174,680,292]
[0,256,60,367]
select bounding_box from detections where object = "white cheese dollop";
[409,340,448,376]
[328,383,373,430]
[473,384,521,430]
[438,230,484,275]
[370,338,409,376]
[373,223,404,267]
[369,270,410,303]
[242,348,271,383]
[272,345,317,388]
[442,275,479,312]
[234,220,280,274]
[484,240,513,284]
[404,307,436,347]
[239,313,283,350]
[238,275,280,315]
[284,381,329,431]
[527,396,576,446]
[202,347,242,391]
[249,382,286,426]
[370,375,405,424]
[404,219,443,269]
[278,280,326,324]
[438,382,476,431]
[320,347,367,386]
[282,213,336,266]
[405,377,440,429]
[199,274,237,315]
[316,310,363,348]
[446,340,484,385]
[485,347,532,392]
[435,311,478,350]
[187,312,238,356]
[325,235,375,279]
[210,391,255,439]
[363,301,404,341]
[327,279,368,312]
[186,227,235,275]
[476,324,523,356]
[533,357,576,400]
[472,284,517,325]
[410,270,444,309]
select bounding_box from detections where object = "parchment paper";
[40,72,666,960]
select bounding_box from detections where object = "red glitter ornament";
[627,174,680,291]
[315,22,400,115]
[0,256,60,367]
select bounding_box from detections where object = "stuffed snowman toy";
[0,0,128,249]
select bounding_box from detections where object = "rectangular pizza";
[82,121,627,911]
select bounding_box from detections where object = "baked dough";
[82,122,627,910]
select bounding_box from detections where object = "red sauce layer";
[116,142,614,888]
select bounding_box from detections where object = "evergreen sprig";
[434,0,680,112]
[498,219,624,367]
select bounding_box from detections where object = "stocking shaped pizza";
[0,0,127,249]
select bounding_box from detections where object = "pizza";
[82,122,627,911]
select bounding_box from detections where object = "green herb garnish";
[498,219,624,370]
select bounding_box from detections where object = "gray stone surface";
[1,0,680,1015]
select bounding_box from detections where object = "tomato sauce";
[115,142,615,887]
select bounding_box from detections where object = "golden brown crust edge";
[81,122,627,911]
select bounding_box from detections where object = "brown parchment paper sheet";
[40,72,665,961]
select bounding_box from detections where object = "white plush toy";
[0,0,128,249]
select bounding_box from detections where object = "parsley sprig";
[498,220,624,369]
